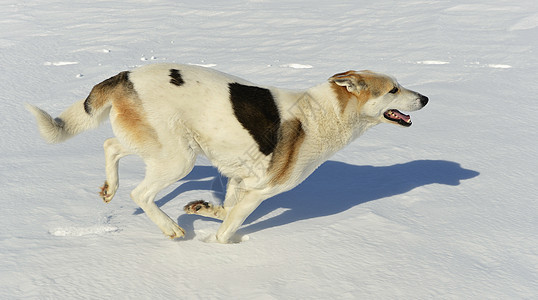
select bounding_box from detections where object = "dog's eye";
[388,87,399,94]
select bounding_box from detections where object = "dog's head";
[329,70,428,127]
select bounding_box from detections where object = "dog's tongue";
[392,110,410,122]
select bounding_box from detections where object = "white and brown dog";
[27,63,428,243]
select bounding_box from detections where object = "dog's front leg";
[216,189,265,243]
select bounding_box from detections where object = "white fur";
[27,63,427,243]
[25,100,107,143]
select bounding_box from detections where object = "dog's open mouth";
[384,109,412,127]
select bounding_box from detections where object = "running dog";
[26,63,428,243]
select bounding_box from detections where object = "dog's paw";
[162,222,186,240]
[215,233,249,244]
[184,200,226,220]
[99,181,114,203]
[184,200,212,214]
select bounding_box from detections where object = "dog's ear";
[329,71,366,93]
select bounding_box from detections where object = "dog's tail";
[26,71,131,144]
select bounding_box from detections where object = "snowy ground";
[1,0,537,298]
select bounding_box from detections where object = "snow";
[1,0,537,298]
[280,63,314,69]
[417,60,450,65]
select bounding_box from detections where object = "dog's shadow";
[137,160,479,238]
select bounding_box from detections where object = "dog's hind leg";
[100,138,132,203]
[131,152,195,239]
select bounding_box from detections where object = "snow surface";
[1,0,537,298]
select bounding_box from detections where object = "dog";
[26,63,428,243]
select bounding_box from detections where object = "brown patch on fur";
[330,82,354,113]
[329,70,394,112]
[113,92,161,151]
[268,118,305,185]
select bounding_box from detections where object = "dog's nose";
[419,94,429,106]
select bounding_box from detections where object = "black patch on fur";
[84,71,132,114]
[169,69,185,86]
[229,83,281,156]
